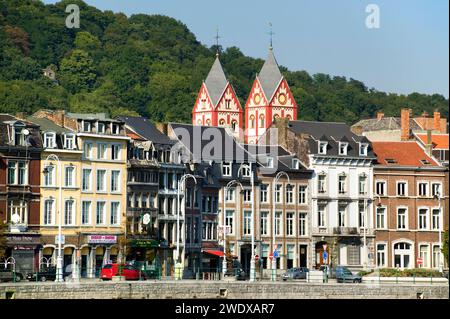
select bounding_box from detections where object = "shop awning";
[203,250,224,257]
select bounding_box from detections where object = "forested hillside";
[0,0,448,124]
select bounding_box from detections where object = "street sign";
[273,250,279,258]
[142,213,151,225]
[417,257,423,265]
[55,235,65,245]
[269,252,273,260]
[255,255,259,261]
[322,251,328,262]
[322,244,327,251]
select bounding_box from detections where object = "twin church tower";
[192,47,298,144]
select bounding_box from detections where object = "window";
[97,122,105,134]
[275,212,282,236]
[260,184,268,203]
[243,211,251,236]
[359,143,369,156]
[222,162,231,176]
[112,123,120,135]
[419,245,429,268]
[110,202,120,225]
[7,161,16,184]
[112,144,120,160]
[338,205,346,227]
[43,132,56,148]
[376,244,386,267]
[96,201,106,225]
[418,208,428,230]
[98,143,107,159]
[286,212,294,236]
[397,182,407,196]
[241,164,251,177]
[97,170,106,192]
[64,134,75,149]
[376,181,386,196]
[82,168,92,191]
[433,245,441,269]
[43,165,55,187]
[225,188,235,202]
[358,203,365,228]
[231,120,238,132]
[267,157,274,168]
[318,141,328,155]
[64,200,74,225]
[359,175,367,195]
[318,174,326,193]
[111,170,120,192]
[286,185,294,204]
[260,211,268,235]
[219,119,225,126]
[82,121,91,132]
[8,200,27,224]
[249,115,255,129]
[298,185,307,204]
[13,127,25,146]
[226,210,234,234]
[243,189,252,202]
[418,182,428,197]
[299,213,307,236]
[317,205,325,227]
[292,159,300,169]
[81,201,91,225]
[432,209,440,230]
[431,183,441,197]
[275,184,282,203]
[65,166,75,187]
[339,142,348,155]
[84,142,93,159]
[338,175,346,194]
[397,208,407,230]
[8,161,28,185]
[44,199,54,225]
[376,207,386,229]
[259,115,265,128]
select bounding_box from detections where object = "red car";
[100,264,141,281]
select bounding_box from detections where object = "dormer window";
[64,134,75,149]
[339,142,348,156]
[359,143,368,156]
[222,162,231,176]
[43,132,56,148]
[292,158,300,169]
[97,122,105,134]
[241,164,251,177]
[267,157,274,168]
[318,141,328,155]
[112,123,120,135]
[13,126,26,146]
[82,121,91,132]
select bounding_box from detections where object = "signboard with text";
[87,235,117,244]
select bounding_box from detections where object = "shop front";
[85,234,120,278]
[6,234,41,274]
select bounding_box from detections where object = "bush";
[357,270,373,277]
[378,268,442,277]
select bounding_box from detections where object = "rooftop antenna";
[268,22,274,50]
[214,27,221,57]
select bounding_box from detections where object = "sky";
[43,0,449,97]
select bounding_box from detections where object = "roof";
[118,116,173,145]
[26,116,73,134]
[257,49,283,100]
[352,117,422,132]
[372,141,439,167]
[288,120,375,158]
[204,56,228,106]
[0,114,42,148]
[67,112,121,122]
[415,133,449,150]
[169,123,256,163]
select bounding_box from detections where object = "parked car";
[282,267,309,281]
[26,266,71,282]
[0,268,24,282]
[224,260,247,281]
[100,263,142,281]
[335,266,362,283]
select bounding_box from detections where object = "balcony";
[9,224,28,233]
[333,227,358,235]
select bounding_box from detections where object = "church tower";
[245,48,297,144]
[192,54,243,140]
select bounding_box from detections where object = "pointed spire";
[205,55,228,106]
[268,22,274,50]
[214,27,221,57]
[258,48,283,100]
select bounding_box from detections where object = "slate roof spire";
[204,55,228,106]
[257,48,283,100]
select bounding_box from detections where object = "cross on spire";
[268,22,274,50]
[214,27,221,57]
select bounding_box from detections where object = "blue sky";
[43,0,449,97]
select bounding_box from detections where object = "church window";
[249,115,255,129]
[225,99,231,109]
[206,119,211,126]
[231,120,238,132]
[219,119,226,126]
[259,115,265,128]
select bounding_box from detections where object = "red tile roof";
[415,133,449,150]
[126,131,144,140]
[372,141,439,167]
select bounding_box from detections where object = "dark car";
[224,260,247,281]
[282,267,309,281]
[335,266,362,283]
[0,268,24,282]
[26,266,71,282]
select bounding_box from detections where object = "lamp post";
[44,154,63,282]
[271,171,290,281]
[223,180,244,277]
[177,174,197,265]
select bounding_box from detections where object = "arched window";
[259,114,265,128]
[197,119,202,125]
[206,119,211,126]
[273,114,280,121]
[219,119,226,126]
[393,242,413,269]
[231,120,238,132]
[286,115,292,120]
[249,115,255,129]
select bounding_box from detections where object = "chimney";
[376,112,384,121]
[15,112,26,120]
[433,111,441,132]
[400,108,411,141]
[425,129,433,156]
[54,110,66,127]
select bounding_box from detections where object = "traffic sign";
[322,244,327,251]
[255,255,259,261]
[417,257,423,265]
[273,250,279,258]
[322,251,328,262]
[269,252,273,260]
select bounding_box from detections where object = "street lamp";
[271,171,290,281]
[177,174,197,265]
[44,154,63,282]
[434,192,444,273]
[237,163,256,282]
[223,180,244,277]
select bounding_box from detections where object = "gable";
[192,83,214,114]
[216,83,242,112]
[245,79,269,108]
[269,78,297,108]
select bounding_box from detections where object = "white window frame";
[43,132,56,149]
[359,143,368,156]
[112,123,120,135]
[375,180,387,196]
[111,144,121,160]
[358,175,367,195]
[7,160,28,186]
[110,202,120,226]
[43,198,55,225]
[63,133,76,150]
[338,205,347,227]
[338,142,348,155]
[97,143,107,160]
[292,158,300,170]
[318,141,328,155]
[267,157,274,168]
[241,164,251,177]
[397,207,408,230]
[431,208,440,231]
[96,201,106,225]
[82,121,91,133]
[43,164,56,187]
[225,188,235,202]
[222,162,231,177]
[243,211,252,236]
[338,174,347,194]
[418,244,430,268]
[286,184,294,204]
[299,212,307,236]
[298,185,307,204]
[64,165,75,188]
[81,200,92,225]
[376,206,387,229]
[243,189,252,203]
[275,211,282,236]
[84,142,93,159]
[417,207,429,231]
[97,122,105,134]
[317,205,326,228]
[260,211,269,236]
[286,212,295,236]
[82,168,92,192]
[275,184,282,203]
[396,181,408,197]
[96,169,107,192]
[376,242,387,268]
[64,199,75,226]
[431,182,442,198]
[260,184,268,203]
[417,181,429,197]
[111,170,121,193]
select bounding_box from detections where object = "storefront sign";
[131,239,159,248]
[7,235,40,246]
[87,235,117,244]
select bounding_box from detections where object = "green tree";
[59,49,97,94]
[0,219,7,261]
[443,230,449,266]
